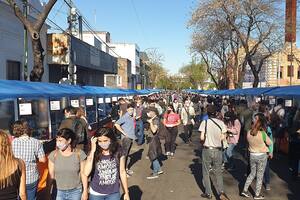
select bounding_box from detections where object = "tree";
[6,0,58,81]
[189,0,283,88]
[179,59,207,89]
[144,49,168,88]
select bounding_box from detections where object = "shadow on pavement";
[189,148,222,199]
[128,149,144,169]
[123,185,143,200]
[225,158,248,193]
[269,154,300,200]
[179,132,188,143]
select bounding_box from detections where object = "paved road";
[125,129,300,200]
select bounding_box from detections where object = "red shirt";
[164,113,180,127]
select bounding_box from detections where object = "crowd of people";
[0,91,300,200]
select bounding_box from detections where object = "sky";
[48,0,197,74]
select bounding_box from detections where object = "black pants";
[121,137,133,169]
[184,124,194,140]
[165,126,178,153]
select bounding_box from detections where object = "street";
[126,128,300,200]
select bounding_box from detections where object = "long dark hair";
[94,128,121,163]
[251,113,267,136]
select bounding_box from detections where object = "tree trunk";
[252,73,259,88]
[30,38,44,82]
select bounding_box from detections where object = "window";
[6,60,21,80]
[298,66,300,79]
[288,65,294,77]
[279,66,283,79]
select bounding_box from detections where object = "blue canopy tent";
[0,80,142,101]
[238,87,278,96]
[264,85,300,97]
[0,80,90,100]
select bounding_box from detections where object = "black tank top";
[0,162,21,200]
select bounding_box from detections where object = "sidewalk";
[126,129,300,200]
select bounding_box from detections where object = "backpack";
[71,118,86,144]
[270,107,283,129]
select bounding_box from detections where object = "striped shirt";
[12,136,45,184]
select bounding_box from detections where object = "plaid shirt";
[12,136,45,184]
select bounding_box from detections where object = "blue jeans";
[263,159,270,185]
[135,120,144,145]
[152,159,161,174]
[55,187,82,200]
[223,143,236,163]
[89,192,120,200]
[26,180,38,200]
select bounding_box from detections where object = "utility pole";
[67,0,78,85]
[22,0,29,81]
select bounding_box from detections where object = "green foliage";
[179,60,207,89]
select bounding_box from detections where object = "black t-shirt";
[0,162,21,200]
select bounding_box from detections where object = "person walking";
[48,128,87,200]
[135,97,145,145]
[146,107,164,179]
[12,120,46,200]
[0,130,27,200]
[223,111,241,170]
[181,99,195,143]
[199,105,230,200]
[163,104,180,157]
[83,128,130,200]
[241,113,272,199]
[114,103,136,177]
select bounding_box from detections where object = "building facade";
[242,43,300,88]
[104,58,131,88]
[108,43,140,89]
[0,0,48,81]
[47,33,117,86]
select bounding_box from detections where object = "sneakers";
[254,195,265,200]
[157,170,164,175]
[146,173,159,180]
[219,192,230,200]
[126,169,134,175]
[170,152,174,157]
[241,191,250,198]
[265,184,271,191]
[200,193,212,199]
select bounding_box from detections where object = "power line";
[27,2,70,36]
[62,0,121,57]
[130,0,148,46]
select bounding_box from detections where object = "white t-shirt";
[270,105,285,118]
[199,118,227,148]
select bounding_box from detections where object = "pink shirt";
[226,119,241,145]
[164,113,180,127]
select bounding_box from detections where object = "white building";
[80,31,140,89]
[108,43,140,89]
[0,0,48,81]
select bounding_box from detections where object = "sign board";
[19,103,32,115]
[112,97,118,101]
[71,100,79,107]
[269,98,276,105]
[86,99,94,106]
[285,99,293,107]
[105,98,111,103]
[98,98,104,104]
[50,101,61,111]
